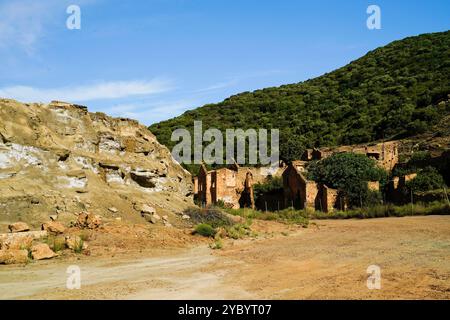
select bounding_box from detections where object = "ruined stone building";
[284,142,387,212]
[282,161,346,213]
[195,163,284,209]
[195,141,398,213]
[303,141,399,172]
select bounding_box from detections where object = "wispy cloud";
[0,0,95,54]
[194,79,238,93]
[0,79,172,103]
[0,0,60,54]
[101,98,198,125]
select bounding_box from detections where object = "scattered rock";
[0,231,47,244]
[0,235,33,250]
[108,207,118,213]
[8,222,30,233]
[31,243,56,260]
[143,214,157,224]
[162,215,168,221]
[182,214,190,220]
[49,215,58,221]
[42,221,66,234]
[141,205,156,214]
[0,249,29,264]
[76,212,102,229]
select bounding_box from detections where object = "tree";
[279,132,306,164]
[406,166,446,192]
[307,153,386,207]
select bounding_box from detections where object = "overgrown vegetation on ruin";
[150,31,450,174]
[307,152,387,207]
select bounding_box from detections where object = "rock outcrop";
[0,99,193,231]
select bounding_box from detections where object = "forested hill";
[150,30,450,164]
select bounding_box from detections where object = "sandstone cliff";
[0,99,193,231]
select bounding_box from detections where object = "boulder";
[0,235,33,250]
[8,222,30,233]
[143,214,157,224]
[76,212,102,229]
[182,214,190,220]
[108,207,118,213]
[0,231,47,243]
[42,221,66,234]
[0,249,29,264]
[141,205,156,214]
[31,243,56,260]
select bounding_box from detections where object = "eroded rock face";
[0,99,193,229]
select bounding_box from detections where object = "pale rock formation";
[0,99,193,231]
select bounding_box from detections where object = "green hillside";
[150,31,450,168]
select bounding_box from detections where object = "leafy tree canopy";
[307,153,387,207]
[406,166,446,192]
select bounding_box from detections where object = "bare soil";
[1,216,450,300]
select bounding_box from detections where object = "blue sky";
[0,0,449,125]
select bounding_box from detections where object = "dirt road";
[1,216,450,299]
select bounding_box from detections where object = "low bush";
[210,237,223,250]
[195,223,216,237]
[184,206,233,228]
[225,207,309,227]
[225,222,255,239]
[44,235,66,252]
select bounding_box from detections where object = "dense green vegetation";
[307,153,386,207]
[406,166,446,192]
[253,176,283,198]
[150,31,450,172]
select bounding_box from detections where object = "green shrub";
[184,206,233,228]
[73,238,84,254]
[225,207,309,227]
[407,166,446,192]
[195,223,216,237]
[225,223,254,239]
[210,238,223,250]
[44,235,66,252]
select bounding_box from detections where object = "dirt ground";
[1,216,450,300]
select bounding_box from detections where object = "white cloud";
[0,79,172,103]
